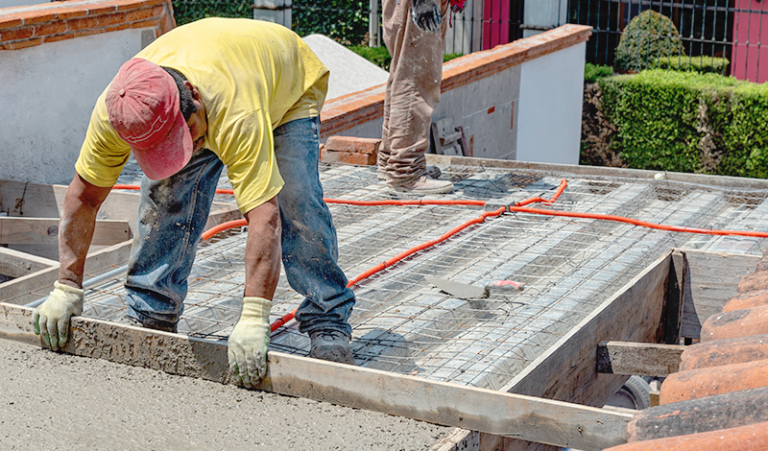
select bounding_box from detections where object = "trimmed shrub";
[598,70,768,178]
[585,63,613,83]
[614,10,685,73]
[649,56,730,75]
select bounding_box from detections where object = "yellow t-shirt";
[75,18,329,214]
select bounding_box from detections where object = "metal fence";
[564,0,768,82]
[173,0,768,81]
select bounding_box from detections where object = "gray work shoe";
[114,314,178,334]
[388,176,454,195]
[308,330,355,365]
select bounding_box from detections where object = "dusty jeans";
[378,0,449,185]
[124,117,355,336]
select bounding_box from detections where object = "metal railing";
[172,0,768,81]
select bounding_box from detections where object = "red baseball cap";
[105,58,193,180]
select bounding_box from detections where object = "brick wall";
[0,0,174,50]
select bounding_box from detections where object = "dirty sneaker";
[308,330,355,365]
[388,176,454,194]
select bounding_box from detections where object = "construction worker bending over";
[31,18,356,387]
[378,0,465,194]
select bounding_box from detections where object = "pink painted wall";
[732,0,768,82]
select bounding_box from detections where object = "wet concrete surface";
[0,339,449,451]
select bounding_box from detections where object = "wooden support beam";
[596,341,685,377]
[0,302,633,451]
[0,240,133,305]
[0,217,131,246]
[663,250,686,344]
[0,247,57,278]
[675,249,759,340]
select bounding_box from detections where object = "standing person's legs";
[273,116,355,362]
[124,149,225,332]
[379,0,452,193]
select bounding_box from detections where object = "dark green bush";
[649,56,730,75]
[293,0,370,44]
[614,10,685,73]
[599,70,768,178]
[585,63,613,83]
[172,0,252,26]
[346,46,463,71]
[348,45,392,70]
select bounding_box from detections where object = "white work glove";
[412,0,442,33]
[228,297,272,388]
[32,281,84,351]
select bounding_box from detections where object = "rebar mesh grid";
[78,162,768,389]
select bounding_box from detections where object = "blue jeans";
[124,116,355,336]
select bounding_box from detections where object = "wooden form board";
[0,302,632,451]
[596,341,685,377]
[0,179,235,235]
[0,240,133,305]
[678,249,760,339]
[0,217,131,246]
[433,250,673,451]
[0,247,57,278]
[0,178,238,305]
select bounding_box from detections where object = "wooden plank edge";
[0,247,58,278]
[0,302,632,451]
[596,341,686,377]
[0,240,133,304]
[424,155,768,190]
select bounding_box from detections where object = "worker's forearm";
[58,174,111,288]
[243,197,282,299]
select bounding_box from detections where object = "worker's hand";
[228,296,272,388]
[32,281,84,351]
[412,0,442,34]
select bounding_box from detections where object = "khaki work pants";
[379,0,449,185]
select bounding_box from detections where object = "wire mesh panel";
[73,162,768,390]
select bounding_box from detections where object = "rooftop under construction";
[7,155,768,387]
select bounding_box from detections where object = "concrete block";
[680,333,768,370]
[627,386,768,442]
[605,421,768,451]
[700,305,768,342]
[660,359,768,404]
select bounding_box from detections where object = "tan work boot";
[388,176,454,194]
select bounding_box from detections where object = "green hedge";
[649,56,730,75]
[347,46,463,71]
[585,63,613,83]
[599,70,768,178]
